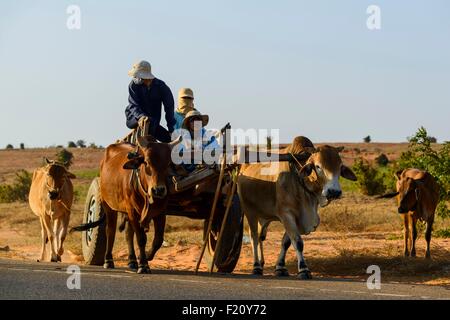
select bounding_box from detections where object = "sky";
[0,0,449,148]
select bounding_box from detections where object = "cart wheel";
[81,178,106,265]
[203,194,243,273]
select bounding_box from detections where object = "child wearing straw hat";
[125,60,176,143]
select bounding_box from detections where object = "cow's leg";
[129,216,150,274]
[247,215,263,275]
[125,219,138,270]
[147,214,166,261]
[280,213,311,280]
[42,214,58,262]
[57,212,70,261]
[403,214,410,257]
[103,206,117,269]
[53,218,63,262]
[38,217,48,262]
[411,217,418,258]
[275,232,291,277]
[425,217,434,259]
[258,221,269,269]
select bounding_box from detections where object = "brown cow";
[29,159,76,262]
[381,168,440,258]
[238,138,357,279]
[96,136,180,273]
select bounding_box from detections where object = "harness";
[130,165,154,228]
[288,152,320,200]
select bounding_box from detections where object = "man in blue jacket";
[125,60,176,143]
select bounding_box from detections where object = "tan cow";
[381,168,439,258]
[237,137,356,279]
[29,159,76,262]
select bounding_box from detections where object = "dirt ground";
[0,146,449,287]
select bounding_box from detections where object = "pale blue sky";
[0,0,449,147]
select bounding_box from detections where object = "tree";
[363,136,371,143]
[19,143,25,150]
[76,140,86,148]
[56,149,74,168]
[375,154,389,166]
[89,142,98,149]
[68,141,77,148]
[5,144,13,150]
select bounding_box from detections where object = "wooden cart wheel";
[203,194,243,273]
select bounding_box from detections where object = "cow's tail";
[376,192,399,199]
[69,213,106,233]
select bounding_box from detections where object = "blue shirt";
[125,78,176,132]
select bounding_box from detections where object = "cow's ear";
[395,170,403,180]
[336,146,345,153]
[123,157,144,170]
[341,165,357,181]
[66,172,76,179]
[299,163,315,178]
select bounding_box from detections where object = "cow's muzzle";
[151,185,167,199]
[48,190,60,200]
[326,189,342,201]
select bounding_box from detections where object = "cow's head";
[44,158,76,200]
[122,136,182,199]
[395,170,420,214]
[299,146,357,204]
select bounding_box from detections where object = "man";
[174,88,196,130]
[125,60,176,143]
[176,110,219,173]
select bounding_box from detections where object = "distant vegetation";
[56,148,74,168]
[67,141,77,148]
[0,170,32,203]
[5,144,14,150]
[363,135,371,143]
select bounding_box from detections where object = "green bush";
[56,148,74,168]
[352,158,395,196]
[398,127,450,218]
[0,170,32,203]
[375,153,389,166]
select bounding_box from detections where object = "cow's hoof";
[128,261,138,271]
[57,255,62,262]
[137,266,151,274]
[275,269,289,277]
[103,260,115,269]
[252,268,263,276]
[50,257,58,263]
[297,270,312,280]
[425,253,431,259]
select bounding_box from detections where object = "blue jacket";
[125,78,176,132]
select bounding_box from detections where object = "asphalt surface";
[0,258,449,300]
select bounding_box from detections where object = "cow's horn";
[44,157,52,165]
[169,136,183,150]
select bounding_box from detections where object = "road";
[0,258,449,300]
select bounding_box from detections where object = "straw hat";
[128,60,155,80]
[182,110,209,129]
[178,88,194,99]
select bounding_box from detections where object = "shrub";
[6,144,13,149]
[76,140,86,148]
[398,127,450,218]
[19,143,25,150]
[0,170,32,203]
[68,141,77,148]
[56,148,74,168]
[363,136,371,143]
[375,153,389,166]
[352,158,386,196]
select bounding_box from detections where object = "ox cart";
[80,123,310,274]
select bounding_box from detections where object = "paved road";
[0,258,449,300]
